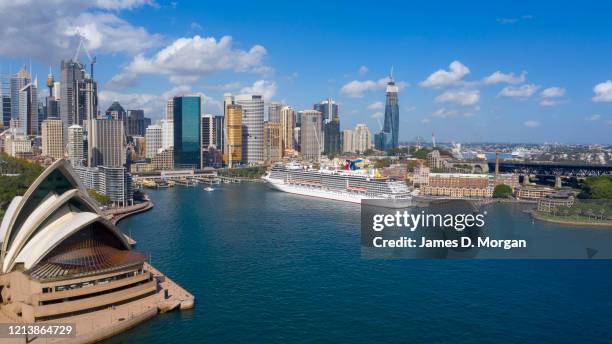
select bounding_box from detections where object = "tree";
[579,175,612,199]
[493,184,513,198]
[88,189,110,205]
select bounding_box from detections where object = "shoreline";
[530,211,612,228]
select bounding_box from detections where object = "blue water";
[107,184,612,343]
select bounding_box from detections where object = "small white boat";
[204,187,215,192]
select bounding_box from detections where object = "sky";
[1,0,611,144]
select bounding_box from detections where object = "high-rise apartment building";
[67,124,84,167]
[353,124,373,153]
[88,118,125,167]
[223,104,243,167]
[161,119,174,150]
[342,129,354,153]
[235,94,264,165]
[300,110,322,161]
[166,99,173,120]
[268,102,282,124]
[263,122,282,164]
[280,106,295,153]
[145,124,163,159]
[173,95,201,169]
[41,119,64,159]
[200,114,222,168]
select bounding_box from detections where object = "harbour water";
[109,183,612,343]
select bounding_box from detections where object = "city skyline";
[0,1,612,144]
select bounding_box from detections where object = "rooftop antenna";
[432,132,436,148]
[389,66,394,81]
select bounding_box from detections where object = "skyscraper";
[166,99,173,120]
[173,95,201,169]
[18,81,37,136]
[324,118,341,155]
[223,104,243,167]
[88,118,125,167]
[125,109,150,137]
[67,124,84,167]
[235,94,264,165]
[313,98,339,123]
[214,115,224,154]
[41,119,64,159]
[268,102,282,124]
[10,67,31,122]
[380,71,399,150]
[354,124,373,153]
[0,73,10,129]
[105,101,126,120]
[60,60,97,129]
[161,119,174,150]
[145,124,162,159]
[280,106,295,153]
[300,110,322,161]
[263,122,282,164]
[200,114,222,168]
[342,129,354,153]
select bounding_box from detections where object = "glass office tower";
[173,96,201,168]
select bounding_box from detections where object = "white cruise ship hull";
[263,176,412,207]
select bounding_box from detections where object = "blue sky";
[1,0,611,143]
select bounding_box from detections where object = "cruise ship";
[263,163,413,205]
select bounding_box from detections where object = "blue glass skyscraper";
[173,96,201,168]
[382,74,399,150]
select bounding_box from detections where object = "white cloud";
[0,1,160,61]
[523,120,540,128]
[367,101,384,110]
[499,84,540,99]
[94,0,157,10]
[586,114,601,121]
[435,89,480,106]
[541,86,566,98]
[419,60,470,89]
[482,71,526,85]
[538,86,566,106]
[358,65,369,76]
[240,80,277,102]
[105,72,138,90]
[432,108,458,118]
[420,118,431,124]
[371,112,383,119]
[126,35,271,84]
[340,77,408,98]
[592,80,612,102]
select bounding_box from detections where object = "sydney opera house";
[0,159,155,323]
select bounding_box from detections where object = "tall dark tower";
[383,67,400,150]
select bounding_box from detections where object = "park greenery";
[493,184,513,198]
[578,175,612,199]
[88,188,110,205]
[219,166,267,179]
[0,154,44,219]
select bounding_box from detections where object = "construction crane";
[73,36,97,79]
